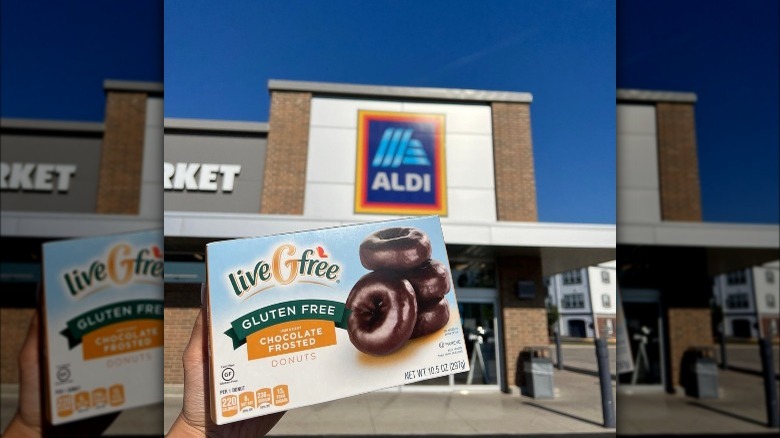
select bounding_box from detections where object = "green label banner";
[225,300,350,349]
[60,299,163,349]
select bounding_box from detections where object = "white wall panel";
[617,104,655,134]
[139,183,162,219]
[400,102,492,135]
[303,183,387,222]
[617,103,660,224]
[145,96,163,128]
[142,126,163,184]
[305,127,357,184]
[618,189,661,223]
[617,134,659,190]
[443,188,497,221]
[140,98,163,218]
[445,134,495,189]
[310,99,402,128]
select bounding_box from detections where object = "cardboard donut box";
[205,216,470,424]
[41,230,164,425]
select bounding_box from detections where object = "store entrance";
[619,289,665,390]
[407,289,501,390]
[455,300,499,385]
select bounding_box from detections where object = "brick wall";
[595,315,617,340]
[656,102,702,221]
[668,308,713,387]
[760,316,780,341]
[497,256,548,389]
[96,91,148,214]
[491,102,537,222]
[164,308,200,385]
[260,91,312,214]
[0,308,35,383]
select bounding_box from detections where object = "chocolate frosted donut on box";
[411,298,450,339]
[345,271,418,356]
[404,259,451,304]
[359,227,432,271]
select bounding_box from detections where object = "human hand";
[2,311,118,438]
[167,310,284,438]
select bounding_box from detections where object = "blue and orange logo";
[355,111,447,215]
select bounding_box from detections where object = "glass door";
[405,288,502,390]
[618,289,665,390]
[454,300,499,386]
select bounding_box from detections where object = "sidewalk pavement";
[164,367,617,436]
[618,368,779,435]
[6,342,776,436]
[160,342,619,435]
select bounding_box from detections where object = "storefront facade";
[163,80,616,392]
[616,89,779,392]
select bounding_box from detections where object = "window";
[727,270,747,285]
[452,261,496,288]
[767,294,776,308]
[601,293,612,308]
[726,293,750,309]
[562,270,582,285]
[766,270,775,284]
[601,270,610,284]
[562,293,585,309]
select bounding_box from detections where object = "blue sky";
[5,1,776,225]
[618,0,779,224]
[0,0,162,121]
[164,0,616,224]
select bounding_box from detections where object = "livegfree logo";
[355,111,447,215]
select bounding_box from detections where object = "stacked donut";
[345,227,451,356]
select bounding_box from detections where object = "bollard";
[555,328,563,370]
[759,338,779,428]
[718,326,728,369]
[595,337,616,428]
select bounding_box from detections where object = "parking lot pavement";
[721,342,779,374]
[550,342,616,376]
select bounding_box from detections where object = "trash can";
[683,346,719,399]
[516,346,554,399]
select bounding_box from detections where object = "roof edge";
[617,88,697,103]
[164,118,269,133]
[104,80,164,94]
[268,79,533,103]
[0,118,104,133]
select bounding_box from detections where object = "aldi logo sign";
[355,111,447,215]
